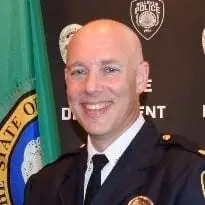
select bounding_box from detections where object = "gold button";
[198,149,205,156]
[80,143,85,148]
[163,134,171,141]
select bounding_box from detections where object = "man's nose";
[85,72,102,95]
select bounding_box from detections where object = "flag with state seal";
[0,0,61,204]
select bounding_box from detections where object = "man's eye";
[104,66,120,73]
[71,69,86,76]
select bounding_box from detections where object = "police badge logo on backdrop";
[59,24,82,64]
[130,0,165,40]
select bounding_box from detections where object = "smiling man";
[65,20,148,152]
[24,19,205,205]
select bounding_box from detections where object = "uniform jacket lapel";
[58,148,87,205]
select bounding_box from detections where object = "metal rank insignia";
[128,196,154,205]
[201,171,205,198]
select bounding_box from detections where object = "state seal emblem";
[128,196,154,205]
[130,0,165,40]
[0,92,42,205]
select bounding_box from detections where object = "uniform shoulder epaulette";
[55,143,86,162]
[55,150,80,162]
[44,143,86,168]
[159,133,205,157]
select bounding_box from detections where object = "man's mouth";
[83,102,112,110]
[81,102,112,118]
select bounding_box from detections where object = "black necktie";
[84,154,108,205]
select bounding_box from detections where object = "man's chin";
[83,125,110,138]
[77,114,114,135]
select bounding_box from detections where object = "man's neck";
[88,113,144,152]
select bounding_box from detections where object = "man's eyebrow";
[67,59,121,69]
[99,59,120,65]
[67,61,85,69]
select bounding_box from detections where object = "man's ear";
[136,61,149,94]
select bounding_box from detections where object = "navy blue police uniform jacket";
[24,118,205,205]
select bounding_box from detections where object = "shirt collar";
[87,114,145,167]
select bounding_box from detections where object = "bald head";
[67,19,144,66]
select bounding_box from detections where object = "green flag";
[0,0,61,204]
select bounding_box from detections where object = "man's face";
[65,30,147,140]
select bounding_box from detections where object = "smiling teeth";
[85,103,110,110]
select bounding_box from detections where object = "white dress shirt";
[84,114,145,198]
